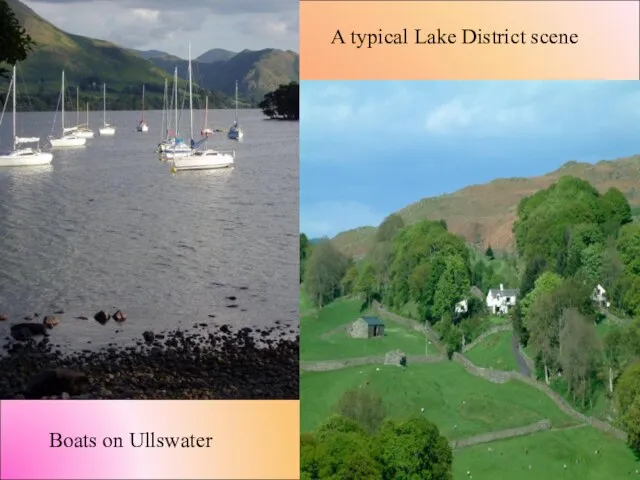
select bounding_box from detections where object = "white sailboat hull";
[75,129,94,138]
[164,149,194,160]
[50,136,87,147]
[172,150,234,171]
[0,149,53,167]
[99,126,116,136]
[137,123,149,133]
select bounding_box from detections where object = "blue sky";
[300,81,640,239]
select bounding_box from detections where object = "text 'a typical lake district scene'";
[300,81,640,479]
[0,0,300,400]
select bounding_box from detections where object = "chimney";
[500,284,504,291]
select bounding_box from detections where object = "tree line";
[259,82,299,120]
[301,175,640,454]
[302,388,452,479]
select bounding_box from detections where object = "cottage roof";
[488,288,519,297]
[470,286,484,298]
[361,316,384,326]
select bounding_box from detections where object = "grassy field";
[301,298,428,361]
[453,426,638,479]
[466,330,519,372]
[300,362,577,436]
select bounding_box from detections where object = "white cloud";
[300,201,383,238]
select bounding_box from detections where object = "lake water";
[0,109,299,351]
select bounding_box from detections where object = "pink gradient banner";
[0,400,299,479]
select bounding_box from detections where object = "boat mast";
[174,67,178,138]
[234,80,238,123]
[11,65,16,151]
[141,84,145,122]
[61,70,65,136]
[162,78,168,139]
[103,83,106,126]
[86,102,89,127]
[76,86,79,126]
[188,43,193,141]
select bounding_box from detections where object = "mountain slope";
[196,48,237,63]
[147,48,299,103]
[331,155,640,257]
[7,0,168,88]
[3,0,297,109]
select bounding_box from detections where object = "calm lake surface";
[0,109,299,351]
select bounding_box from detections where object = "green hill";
[196,48,237,63]
[331,155,640,258]
[146,48,300,104]
[2,0,298,110]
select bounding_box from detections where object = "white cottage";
[591,284,610,308]
[454,299,468,314]
[486,284,519,315]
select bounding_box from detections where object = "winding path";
[511,332,532,377]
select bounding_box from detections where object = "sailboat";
[162,68,192,159]
[98,83,115,136]
[136,84,149,132]
[227,80,243,140]
[49,71,86,148]
[0,65,53,167]
[201,96,214,137]
[73,87,94,138]
[172,43,234,172]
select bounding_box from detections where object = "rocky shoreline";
[0,321,299,400]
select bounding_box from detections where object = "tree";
[616,362,640,455]
[300,233,311,283]
[520,271,563,321]
[558,308,600,407]
[303,417,382,480]
[340,263,359,296]
[303,239,349,307]
[0,0,35,79]
[603,325,627,393]
[432,255,471,320]
[376,213,404,242]
[485,245,495,260]
[355,263,378,306]
[334,389,386,435]
[618,223,640,276]
[520,255,547,298]
[375,416,453,480]
[303,414,452,480]
[599,187,633,235]
[513,176,608,267]
[258,81,299,120]
[528,291,560,384]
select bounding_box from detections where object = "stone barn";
[348,316,385,339]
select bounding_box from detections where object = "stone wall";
[452,353,512,383]
[453,352,628,441]
[384,349,406,366]
[462,324,513,353]
[300,356,385,372]
[450,420,552,449]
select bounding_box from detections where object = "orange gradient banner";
[300,1,639,80]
